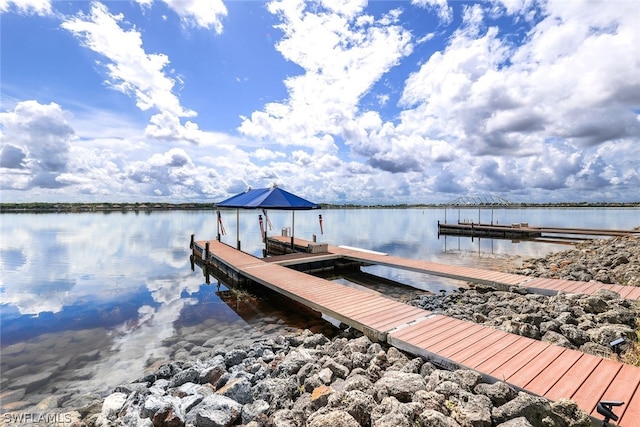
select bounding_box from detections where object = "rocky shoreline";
[511,233,640,286]
[57,329,592,427]
[10,234,640,427]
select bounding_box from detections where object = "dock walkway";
[269,236,640,301]
[192,239,640,425]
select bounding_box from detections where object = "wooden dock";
[191,238,640,425]
[266,236,640,301]
[438,222,640,241]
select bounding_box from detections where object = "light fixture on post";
[610,337,625,356]
[596,400,624,426]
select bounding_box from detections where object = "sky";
[1,0,639,205]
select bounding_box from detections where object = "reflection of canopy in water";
[216,185,320,250]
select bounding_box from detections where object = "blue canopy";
[217,186,320,210]
[216,186,320,251]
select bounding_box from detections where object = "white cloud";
[251,148,286,161]
[2,0,638,204]
[411,0,453,24]
[372,0,640,201]
[0,0,52,15]
[160,0,227,33]
[0,100,74,190]
[61,2,197,141]
[239,0,413,154]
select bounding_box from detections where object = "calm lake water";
[1,207,638,409]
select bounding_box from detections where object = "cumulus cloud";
[62,2,198,142]
[148,0,227,33]
[126,148,226,198]
[362,0,640,201]
[0,144,27,169]
[411,0,453,24]
[0,0,52,15]
[2,0,638,204]
[239,0,413,154]
[0,100,74,190]
[251,148,286,161]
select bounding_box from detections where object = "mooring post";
[204,242,210,262]
[190,234,194,249]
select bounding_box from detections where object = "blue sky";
[1,0,639,204]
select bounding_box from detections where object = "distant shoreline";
[1,201,639,213]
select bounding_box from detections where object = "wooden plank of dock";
[193,239,639,426]
[387,317,640,427]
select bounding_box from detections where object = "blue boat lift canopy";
[217,185,320,251]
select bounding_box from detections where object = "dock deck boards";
[267,236,640,301]
[193,239,639,425]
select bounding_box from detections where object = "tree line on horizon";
[1,201,638,213]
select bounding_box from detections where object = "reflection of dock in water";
[215,289,268,323]
[192,255,342,334]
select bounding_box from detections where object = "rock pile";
[511,234,640,286]
[411,287,639,358]
[82,329,591,427]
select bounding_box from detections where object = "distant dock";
[438,221,639,241]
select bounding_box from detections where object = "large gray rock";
[241,399,270,424]
[448,391,492,427]
[188,394,242,427]
[371,412,412,426]
[578,295,610,314]
[541,331,574,348]
[327,390,376,426]
[559,324,590,346]
[224,349,248,368]
[412,390,447,413]
[374,370,427,403]
[252,378,298,410]
[307,409,360,427]
[274,349,316,376]
[323,359,350,379]
[474,381,517,406]
[343,373,374,394]
[492,392,551,427]
[94,392,127,427]
[496,417,534,427]
[215,377,253,404]
[418,409,462,427]
[269,408,307,427]
[549,399,592,426]
[588,324,636,346]
[370,396,415,426]
[169,367,199,388]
